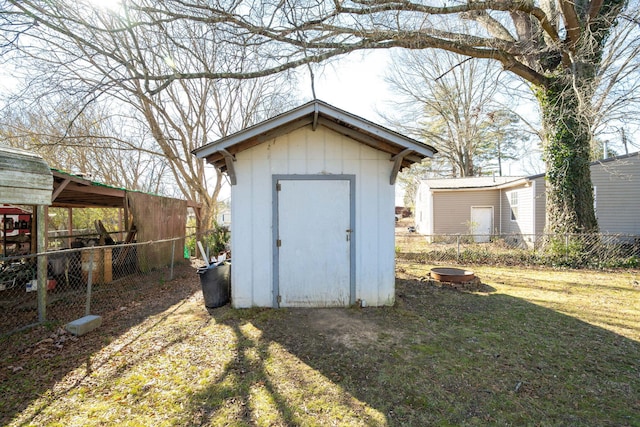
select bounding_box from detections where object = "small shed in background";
[193,100,436,308]
[0,145,53,255]
[0,145,53,321]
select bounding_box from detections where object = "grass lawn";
[1,258,639,426]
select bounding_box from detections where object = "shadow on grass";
[3,271,639,425]
[200,277,640,426]
[0,263,201,426]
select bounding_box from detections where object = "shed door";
[471,207,493,243]
[277,179,351,307]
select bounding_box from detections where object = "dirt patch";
[288,309,382,349]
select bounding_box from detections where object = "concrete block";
[65,315,102,336]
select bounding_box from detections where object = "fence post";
[170,239,175,281]
[85,249,93,316]
[36,205,47,323]
[457,234,461,262]
[565,233,569,264]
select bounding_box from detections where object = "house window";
[510,191,519,221]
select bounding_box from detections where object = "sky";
[296,50,395,124]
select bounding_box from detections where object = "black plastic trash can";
[197,262,231,309]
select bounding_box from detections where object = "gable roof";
[192,100,437,179]
[423,176,527,190]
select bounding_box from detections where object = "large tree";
[1,0,296,230]
[2,0,636,233]
[383,50,526,178]
[1,100,171,195]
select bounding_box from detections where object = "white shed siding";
[231,126,395,308]
[590,156,640,234]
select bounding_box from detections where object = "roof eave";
[192,100,436,167]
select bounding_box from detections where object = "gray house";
[414,152,640,241]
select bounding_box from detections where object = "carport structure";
[2,147,194,328]
[50,170,130,246]
[49,170,194,276]
[50,169,197,249]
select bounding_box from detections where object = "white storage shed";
[193,101,436,308]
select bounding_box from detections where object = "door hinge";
[276,239,281,247]
[276,182,281,191]
[277,295,282,303]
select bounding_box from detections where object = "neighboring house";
[414,175,543,243]
[216,198,231,226]
[193,100,436,308]
[414,152,640,242]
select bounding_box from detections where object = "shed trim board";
[272,174,356,308]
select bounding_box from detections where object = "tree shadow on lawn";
[0,263,201,426]
[200,278,640,426]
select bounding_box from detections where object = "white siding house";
[193,101,436,308]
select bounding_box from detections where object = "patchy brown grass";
[1,251,639,426]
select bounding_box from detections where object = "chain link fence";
[396,232,640,269]
[0,232,223,337]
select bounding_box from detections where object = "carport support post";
[36,205,47,323]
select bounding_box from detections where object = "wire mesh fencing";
[0,236,197,336]
[396,232,640,269]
